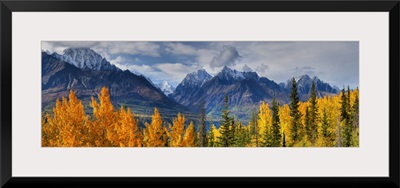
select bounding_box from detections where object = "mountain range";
[169,66,339,122]
[42,48,340,125]
[42,49,194,125]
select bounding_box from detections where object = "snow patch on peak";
[156,81,176,95]
[182,69,212,87]
[216,66,260,82]
[53,48,119,71]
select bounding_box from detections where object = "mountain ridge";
[42,51,195,125]
[50,48,120,71]
[43,47,343,125]
[170,66,340,123]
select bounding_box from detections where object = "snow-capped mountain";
[51,48,119,71]
[180,69,212,87]
[217,66,245,81]
[171,66,288,123]
[217,66,260,82]
[171,66,342,124]
[156,81,176,95]
[171,69,212,105]
[42,51,190,119]
[282,75,339,95]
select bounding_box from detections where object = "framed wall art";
[1,0,399,187]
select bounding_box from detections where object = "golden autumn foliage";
[43,87,144,147]
[167,113,186,147]
[42,90,89,147]
[42,86,359,147]
[258,101,272,141]
[113,107,143,147]
[182,121,196,147]
[90,87,116,146]
[144,108,167,147]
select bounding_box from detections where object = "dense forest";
[42,78,359,147]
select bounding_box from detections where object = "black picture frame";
[1,0,399,187]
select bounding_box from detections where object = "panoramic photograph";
[41,41,359,147]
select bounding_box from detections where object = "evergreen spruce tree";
[233,121,249,147]
[340,87,349,122]
[352,89,359,146]
[340,87,352,147]
[347,86,353,126]
[321,107,332,146]
[217,94,234,147]
[353,89,359,128]
[208,116,215,147]
[261,124,272,147]
[250,111,259,147]
[309,81,319,144]
[271,99,282,147]
[336,116,342,147]
[289,77,303,145]
[343,120,352,147]
[347,85,351,113]
[230,118,237,146]
[304,106,311,141]
[198,99,207,147]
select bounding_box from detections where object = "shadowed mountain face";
[280,75,340,99]
[42,51,192,122]
[170,66,339,123]
[170,66,289,122]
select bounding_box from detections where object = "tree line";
[42,78,359,147]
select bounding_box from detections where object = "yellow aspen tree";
[43,90,88,147]
[65,90,89,146]
[213,125,222,146]
[143,107,167,147]
[90,87,116,147]
[54,98,72,146]
[114,107,143,147]
[257,101,272,146]
[300,102,312,146]
[279,104,292,146]
[182,121,196,147]
[168,113,186,147]
[42,113,53,147]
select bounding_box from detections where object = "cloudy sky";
[42,41,359,88]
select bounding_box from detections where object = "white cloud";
[109,56,124,66]
[162,42,218,68]
[95,42,160,57]
[42,41,100,54]
[131,64,157,74]
[164,43,197,55]
[154,63,197,84]
[210,45,240,69]
[42,41,161,58]
[242,64,253,72]
[255,64,269,75]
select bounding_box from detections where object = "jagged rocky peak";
[51,48,119,71]
[217,66,260,81]
[181,69,212,87]
[284,74,339,94]
[217,66,245,81]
